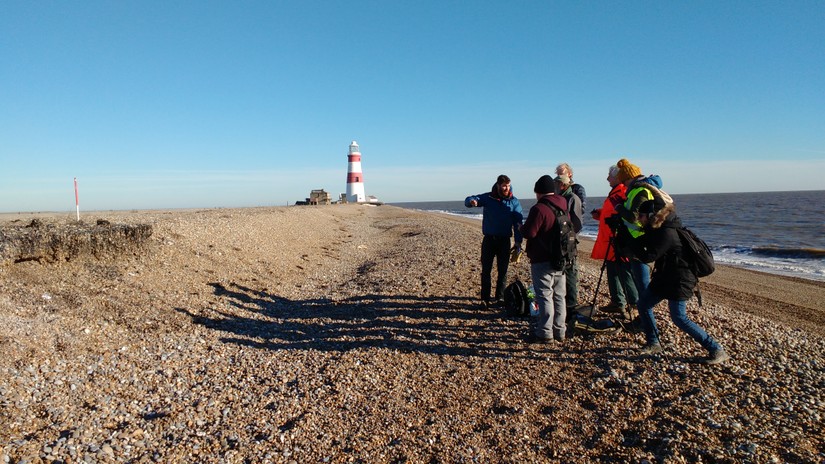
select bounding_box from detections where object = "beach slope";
[1,205,822,462]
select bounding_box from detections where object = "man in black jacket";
[631,198,729,365]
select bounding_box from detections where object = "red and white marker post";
[74,177,80,220]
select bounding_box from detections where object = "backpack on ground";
[565,305,620,337]
[544,202,577,272]
[572,314,621,335]
[503,279,532,317]
[676,227,715,277]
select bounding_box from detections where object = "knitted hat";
[534,175,555,194]
[616,158,642,183]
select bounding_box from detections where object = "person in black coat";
[631,198,729,365]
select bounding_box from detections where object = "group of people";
[464,159,729,365]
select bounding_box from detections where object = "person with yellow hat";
[611,158,673,316]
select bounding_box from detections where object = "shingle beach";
[1,205,823,463]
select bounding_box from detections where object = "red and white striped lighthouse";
[346,141,366,203]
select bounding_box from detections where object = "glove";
[605,214,623,231]
[510,244,523,263]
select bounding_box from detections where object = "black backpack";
[503,280,531,317]
[544,202,577,272]
[676,227,715,278]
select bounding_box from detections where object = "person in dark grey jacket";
[465,174,524,308]
[631,198,729,365]
[555,174,583,311]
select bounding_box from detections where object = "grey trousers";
[530,261,567,340]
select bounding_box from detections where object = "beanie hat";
[534,175,555,194]
[616,158,642,183]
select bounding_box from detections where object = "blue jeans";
[637,288,722,353]
[631,260,650,297]
[530,261,567,340]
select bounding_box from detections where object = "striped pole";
[74,177,80,220]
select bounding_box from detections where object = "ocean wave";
[427,209,483,221]
[714,247,825,281]
[750,246,825,259]
[716,245,825,260]
[714,255,825,281]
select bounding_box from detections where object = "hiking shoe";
[524,334,554,344]
[620,307,634,321]
[704,349,730,365]
[639,343,663,355]
[599,302,625,314]
[620,317,644,334]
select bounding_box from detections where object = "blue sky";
[2,1,824,212]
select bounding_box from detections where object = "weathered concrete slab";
[0,219,152,265]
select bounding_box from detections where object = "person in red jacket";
[590,164,638,317]
[521,175,571,343]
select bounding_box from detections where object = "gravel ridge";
[0,205,822,463]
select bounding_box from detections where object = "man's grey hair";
[609,165,620,178]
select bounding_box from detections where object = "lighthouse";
[346,141,366,203]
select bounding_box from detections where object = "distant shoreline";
[4,188,825,217]
[3,202,824,286]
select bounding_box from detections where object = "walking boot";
[704,348,730,365]
[599,302,625,314]
[639,343,663,355]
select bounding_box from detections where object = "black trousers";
[480,235,511,301]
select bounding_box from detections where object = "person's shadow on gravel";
[173,281,537,359]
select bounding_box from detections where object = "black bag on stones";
[503,280,531,317]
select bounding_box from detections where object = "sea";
[390,190,825,282]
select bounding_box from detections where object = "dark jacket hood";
[647,202,678,230]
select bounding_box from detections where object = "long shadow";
[174,282,543,359]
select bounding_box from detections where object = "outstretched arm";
[465,194,482,207]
